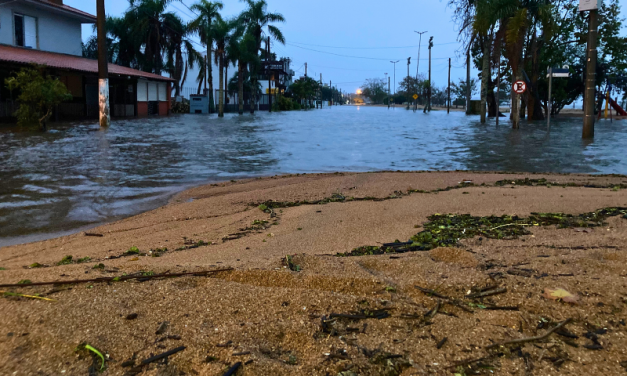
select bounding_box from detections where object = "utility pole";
[388,76,391,109]
[466,49,471,115]
[447,58,451,114]
[583,7,599,139]
[330,80,332,106]
[424,36,433,113]
[96,0,109,127]
[407,57,411,110]
[305,63,308,77]
[414,31,427,111]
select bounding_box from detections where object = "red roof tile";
[31,0,97,22]
[0,44,174,82]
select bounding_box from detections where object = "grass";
[29,263,44,268]
[76,257,91,264]
[56,255,73,265]
[93,263,105,270]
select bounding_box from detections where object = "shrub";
[5,66,72,130]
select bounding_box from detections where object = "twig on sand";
[0,268,233,288]
[486,318,573,350]
[425,302,441,320]
[415,285,474,313]
[142,346,186,365]
[467,288,507,299]
[1,291,55,301]
[223,362,242,376]
[446,356,492,369]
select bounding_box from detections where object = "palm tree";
[227,32,258,114]
[162,13,194,96]
[238,0,286,113]
[212,18,238,117]
[189,0,223,113]
[126,0,180,75]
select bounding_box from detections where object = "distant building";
[0,0,173,121]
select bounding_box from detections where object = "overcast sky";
[66,0,627,96]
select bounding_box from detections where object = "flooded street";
[1,106,626,245]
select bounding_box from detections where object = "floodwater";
[1,106,626,246]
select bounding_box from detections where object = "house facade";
[0,0,173,121]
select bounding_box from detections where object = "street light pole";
[390,60,399,107]
[406,57,411,110]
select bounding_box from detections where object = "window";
[14,14,37,49]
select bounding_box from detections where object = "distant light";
[356,89,362,95]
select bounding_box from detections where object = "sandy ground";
[1,171,627,376]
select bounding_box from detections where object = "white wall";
[0,1,85,56]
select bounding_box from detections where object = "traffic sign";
[513,81,527,94]
[413,94,419,100]
[579,0,602,12]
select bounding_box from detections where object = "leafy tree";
[212,18,239,117]
[452,78,478,104]
[5,67,72,130]
[361,78,387,104]
[289,76,319,108]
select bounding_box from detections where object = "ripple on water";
[1,106,626,244]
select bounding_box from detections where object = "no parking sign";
[513,81,527,94]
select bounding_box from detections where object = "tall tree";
[213,18,239,117]
[238,0,286,113]
[189,0,224,113]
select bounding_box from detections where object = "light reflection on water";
[1,106,625,245]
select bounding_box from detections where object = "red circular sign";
[513,80,527,94]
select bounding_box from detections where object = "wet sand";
[1,171,627,375]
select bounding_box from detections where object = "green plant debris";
[76,257,91,264]
[29,263,44,268]
[2,291,55,301]
[385,286,397,293]
[284,255,301,272]
[338,207,627,257]
[258,204,269,212]
[124,246,141,256]
[17,280,32,285]
[57,255,73,265]
[150,247,168,257]
[0,267,5,271]
[141,271,155,277]
[76,343,106,371]
[286,354,298,365]
[251,219,269,230]
[175,241,210,251]
[93,263,105,270]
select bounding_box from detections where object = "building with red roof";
[0,0,173,121]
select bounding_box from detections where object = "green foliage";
[57,255,73,265]
[29,263,43,268]
[124,246,141,255]
[93,263,105,270]
[0,267,5,271]
[289,76,320,103]
[339,206,627,257]
[5,66,72,129]
[77,257,91,264]
[361,78,388,104]
[17,280,32,285]
[171,99,190,114]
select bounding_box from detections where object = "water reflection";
[1,106,626,245]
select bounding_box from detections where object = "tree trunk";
[512,70,523,129]
[218,53,224,117]
[208,44,215,113]
[238,62,244,115]
[480,41,490,123]
[487,89,497,117]
[520,98,526,119]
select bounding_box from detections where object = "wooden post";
[547,67,553,129]
[466,49,471,115]
[96,0,109,127]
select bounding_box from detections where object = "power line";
[287,43,451,61]
[288,40,460,50]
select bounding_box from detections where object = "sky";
[66,0,627,96]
